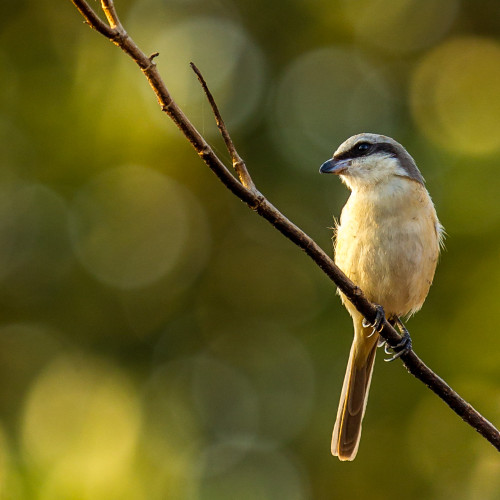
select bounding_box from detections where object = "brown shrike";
[320,133,443,461]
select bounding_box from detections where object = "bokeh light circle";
[411,37,500,156]
[22,354,141,475]
[133,14,266,132]
[69,165,189,289]
[119,184,212,335]
[141,359,203,463]
[342,0,459,54]
[209,326,315,445]
[272,46,396,170]
[191,356,260,443]
[194,446,309,500]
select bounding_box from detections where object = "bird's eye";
[355,142,371,154]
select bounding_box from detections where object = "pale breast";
[334,180,441,318]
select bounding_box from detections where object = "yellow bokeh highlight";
[38,463,146,500]
[22,354,141,498]
[411,37,500,156]
[342,0,458,54]
[69,166,190,290]
[126,12,265,134]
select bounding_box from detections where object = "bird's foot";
[384,317,412,362]
[362,305,385,337]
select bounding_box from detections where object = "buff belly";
[334,180,441,319]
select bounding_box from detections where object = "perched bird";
[320,133,443,461]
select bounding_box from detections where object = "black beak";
[319,158,349,174]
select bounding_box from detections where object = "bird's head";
[320,133,424,190]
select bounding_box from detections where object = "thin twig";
[190,62,256,191]
[69,0,500,452]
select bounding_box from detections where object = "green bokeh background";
[1,0,500,498]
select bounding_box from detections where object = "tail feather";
[332,323,378,461]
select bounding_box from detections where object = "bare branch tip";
[190,62,205,84]
[149,52,160,61]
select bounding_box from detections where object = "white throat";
[339,156,411,191]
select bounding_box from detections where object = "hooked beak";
[319,158,350,175]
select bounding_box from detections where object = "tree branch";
[69,0,500,452]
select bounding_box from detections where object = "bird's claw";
[384,318,412,362]
[362,305,385,337]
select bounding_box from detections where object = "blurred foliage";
[1,0,500,498]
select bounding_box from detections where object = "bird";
[319,133,444,461]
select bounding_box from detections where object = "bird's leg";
[362,305,385,337]
[384,316,412,362]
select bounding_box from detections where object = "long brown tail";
[332,320,378,461]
